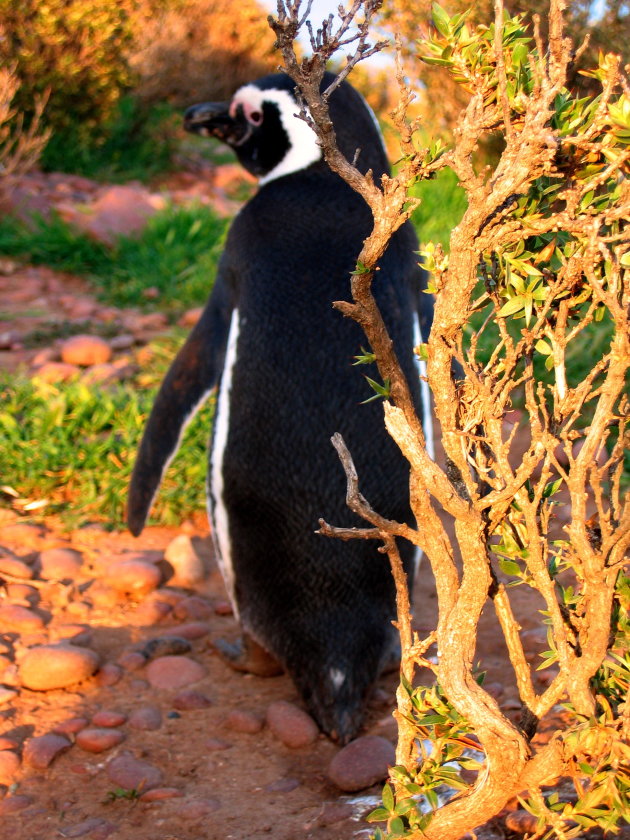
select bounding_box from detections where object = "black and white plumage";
[127,71,433,743]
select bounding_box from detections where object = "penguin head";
[184,71,389,186]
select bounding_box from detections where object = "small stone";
[172,690,212,710]
[173,595,213,621]
[129,598,171,626]
[33,361,80,383]
[316,802,355,826]
[104,560,161,598]
[92,710,127,727]
[6,583,39,604]
[60,334,112,366]
[95,663,123,687]
[39,547,83,580]
[139,787,184,802]
[0,736,18,750]
[145,655,205,690]
[204,738,231,751]
[75,728,125,753]
[52,623,93,646]
[505,810,539,834]
[485,682,504,700]
[0,795,33,814]
[87,582,118,609]
[81,363,121,384]
[23,733,72,768]
[266,700,319,748]
[19,643,100,690]
[60,818,118,838]
[178,307,203,327]
[1,522,45,542]
[265,777,300,793]
[0,750,20,784]
[31,346,58,366]
[328,735,396,792]
[52,717,89,736]
[225,709,264,734]
[118,650,147,672]
[168,622,210,640]
[128,705,162,730]
[109,334,135,351]
[0,556,33,579]
[0,604,45,632]
[141,635,192,661]
[164,535,206,586]
[214,600,233,616]
[106,751,163,791]
[179,798,221,818]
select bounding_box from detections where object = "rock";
[128,705,162,730]
[214,600,233,616]
[106,751,163,791]
[141,635,192,661]
[129,598,172,626]
[505,810,539,834]
[80,363,120,384]
[87,581,119,609]
[172,690,212,711]
[178,307,203,327]
[0,736,18,750]
[328,735,395,792]
[265,777,300,793]
[19,643,100,690]
[91,710,127,727]
[75,728,125,753]
[0,556,33,579]
[164,535,206,586]
[58,818,116,838]
[168,622,210,640]
[32,361,80,382]
[118,651,146,671]
[204,738,231,751]
[109,334,135,351]
[266,700,319,748]
[0,604,45,631]
[316,802,355,827]
[139,787,184,802]
[6,583,39,604]
[0,522,45,542]
[60,334,112,366]
[173,595,213,621]
[0,750,20,784]
[0,795,33,815]
[225,709,264,734]
[52,717,89,736]
[104,560,161,598]
[23,732,72,768]
[38,547,83,580]
[52,623,93,646]
[145,655,205,690]
[95,663,123,687]
[179,798,221,818]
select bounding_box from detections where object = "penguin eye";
[248,110,263,126]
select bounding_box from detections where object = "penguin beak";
[184,102,250,146]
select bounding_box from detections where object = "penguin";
[127,71,434,743]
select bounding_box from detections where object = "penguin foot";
[214,634,284,677]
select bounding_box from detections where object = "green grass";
[0,355,213,530]
[0,203,228,311]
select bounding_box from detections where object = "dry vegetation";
[270,0,629,838]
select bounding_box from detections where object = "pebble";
[145,655,205,690]
[128,705,162,730]
[168,622,210,640]
[104,560,161,598]
[0,556,33,579]
[95,663,123,687]
[19,643,100,690]
[164,535,206,586]
[316,802,355,826]
[0,795,33,814]
[214,600,233,616]
[91,710,127,727]
[0,604,45,632]
[33,361,80,382]
[81,363,119,384]
[225,709,264,734]
[0,736,19,750]
[60,334,112,366]
[52,717,89,736]
[173,596,213,621]
[179,798,221,818]
[118,651,147,671]
[172,690,212,711]
[6,583,39,604]
[178,307,203,327]
[265,777,300,793]
[109,334,135,351]
[75,728,125,753]
[59,818,118,838]
[87,582,119,609]
[23,732,72,768]
[1,522,45,542]
[327,735,396,792]
[141,635,192,661]
[504,810,539,834]
[266,700,319,748]
[0,750,20,783]
[52,623,93,646]
[106,752,163,791]
[38,547,83,580]
[139,787,184,802]
[129,598,172,626]
[204,738,231,751]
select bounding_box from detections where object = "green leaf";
[432,3,452,37]
[498,296,526,317]
[382,783,395,812]
[499,558,522,576]
[351,261,371,275]
[366,807,391,822]
[535,339,552,355]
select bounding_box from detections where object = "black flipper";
[127,280,232,536]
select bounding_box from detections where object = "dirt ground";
[0,179,612,840]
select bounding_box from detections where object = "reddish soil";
[0,176,602,840]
